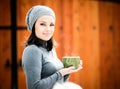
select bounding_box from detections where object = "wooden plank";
[52,0,64,59]
[99,2,114,89]
[0,0,11,26]
[87,1,100,89]
[0,30,11,89]
[113,4,120,89]
[99,2,120,89]
[62,0,73,56]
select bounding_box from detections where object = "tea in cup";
[62,56,80,69]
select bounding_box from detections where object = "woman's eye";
[50,23,54,26]
[40,23,46,26]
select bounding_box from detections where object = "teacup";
[62,56,80,69]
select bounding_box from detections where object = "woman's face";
[35,15,55,41]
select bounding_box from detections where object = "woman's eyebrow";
[39,21,46,23]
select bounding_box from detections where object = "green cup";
[62,56,80,69]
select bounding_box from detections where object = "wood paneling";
[99,2,120,89]
[0,0,11,89]
[0,30,11,89]
[71,1,100,89]
[0,0,11,26]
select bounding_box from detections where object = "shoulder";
[25,44,39,51]
[22,45,43,64]
[22,45,43,58]
[22,45,43,68]
[24,45,41,53]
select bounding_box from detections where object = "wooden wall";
[0,0,120,89]
[99,2,120,89]
[0,0,11,88]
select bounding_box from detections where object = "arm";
[22,46,62,89]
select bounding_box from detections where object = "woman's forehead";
[37,15,55,23]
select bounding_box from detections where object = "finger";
[78,66,83,70]
[78,64,83,69]
[80,60,83,65]
[68,66,75,70]
[74,66,83,72]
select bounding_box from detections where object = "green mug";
[62,56,80,69]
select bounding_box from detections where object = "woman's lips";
[43,33,51,36]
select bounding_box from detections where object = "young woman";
[22,5,83,89]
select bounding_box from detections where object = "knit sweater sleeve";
[22,45,62,89]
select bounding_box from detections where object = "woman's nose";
[46,26,51,31]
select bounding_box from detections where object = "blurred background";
[0,0,120,89]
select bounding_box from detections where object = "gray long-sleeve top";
[22,45,68,89]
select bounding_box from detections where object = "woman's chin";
[43,38,51,41]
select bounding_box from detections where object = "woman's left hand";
[59,60,83,76]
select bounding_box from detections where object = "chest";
[41,49,63,78]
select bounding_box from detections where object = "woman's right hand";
[59,62,83,76]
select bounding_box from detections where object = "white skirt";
[53,82,82,89]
